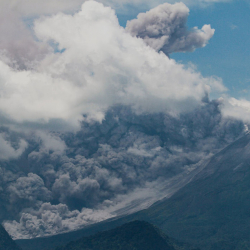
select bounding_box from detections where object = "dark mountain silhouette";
[0,224,21,250]
[55,221,198,250]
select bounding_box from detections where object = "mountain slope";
[0,224,21,250]
[55,221,198,250]
[135,133,250,249]
[17,133,250,250]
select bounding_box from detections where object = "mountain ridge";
[16,132,250,250]
[55,220,199,250]
[0,224,21,250]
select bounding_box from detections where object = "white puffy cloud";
[126,2,215,54]
[220,97,250,123]
[0,1,225,130]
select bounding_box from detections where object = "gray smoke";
[0,133,27,160]
[126,2,214,55]
[0,102,246,239]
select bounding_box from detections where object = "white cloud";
[220,97,250,123]
[0,0,232,67]
[0,1,225,131]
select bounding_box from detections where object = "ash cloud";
[7,173,51,207]
[126,2,214,55]
[0,103,246,239]
[0,133,27,160]
[4,203,112,239]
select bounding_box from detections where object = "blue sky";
[118,0,250,100]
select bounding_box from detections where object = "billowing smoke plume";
[1,102,246,239]
[126,2,214,55]
[0,0,249,241]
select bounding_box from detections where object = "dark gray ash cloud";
[0,133,27,160]
[126,2,215,55]
[0,102,247,239]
